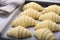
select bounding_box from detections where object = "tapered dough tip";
[12,21,16,27]
[50,37,56,40]
[34,27,37,30]
[28,31,32,37]
[12,24,15,27]
[7,30,11,36]
[57,27,60,31]
[53,25,60,31]
[7,31,10,35]
[26,29,32,37]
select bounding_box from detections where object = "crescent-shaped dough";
[7,26,32,38]
[35,20,60,31]
[39,12,60,22]
[12,15,36,27]
[20,8,42,19]
[34,28,56,40]
[23,2,43,11]
[42,5,60,14]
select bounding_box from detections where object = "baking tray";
[1,1,60,40]
[26,0,60,3]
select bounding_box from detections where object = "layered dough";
[20,8,42,19]
[34,28,56,40]
[42,5,60,14]
[39,12,60,22]
[12,15,36,27]
[7,26,32,38]
[35,20,60,31]
[23,2,43,11]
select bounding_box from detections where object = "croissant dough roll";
[35,20,60,31]
[42,5,60,14]
[39,12,60,22]
[34,28,56,40]
[23,2,43,11]
[12,15,36,27]
[7,26,32,38]
[20,8,42,19]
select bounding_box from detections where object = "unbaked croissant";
[35,20,60,31]
[42,5,60,14]
[39,12,60,22]
[34,28,56,40]
[12,15,36,27]
[20,8,42,19]
[7,26,32,38]
[23,2,43,11]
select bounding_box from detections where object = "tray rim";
[26,0,60,3]
[1,1,60,40]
